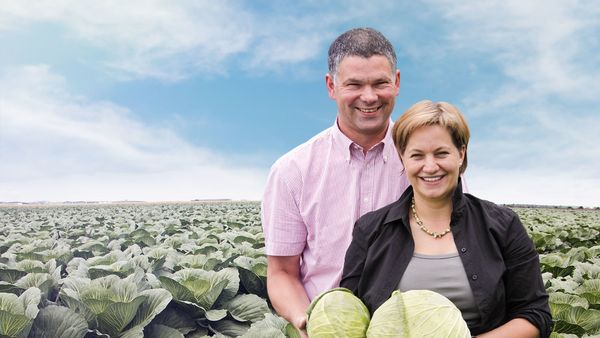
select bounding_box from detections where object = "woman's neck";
[412,194,453,222]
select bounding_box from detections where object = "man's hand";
[292,314,308,338]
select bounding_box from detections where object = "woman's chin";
[414,186,453,202]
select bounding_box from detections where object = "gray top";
[398,252,481,325]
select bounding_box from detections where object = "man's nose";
[360,86,377,103]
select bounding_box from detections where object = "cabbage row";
[0,202,298,338]
[514,207,600,338]
[0,203,598,337]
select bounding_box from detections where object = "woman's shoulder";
[462,193,521,232]
[464,192,517,213]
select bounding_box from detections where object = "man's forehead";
[337,63,395,79]
[339,73,395,83]
[337,55,394,72]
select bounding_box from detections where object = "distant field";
[0,202,598,337]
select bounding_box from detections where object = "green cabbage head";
[306,287,370,337]
[367,289,470,338]
[0,287,40,338]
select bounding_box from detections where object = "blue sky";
[1,1,599,207]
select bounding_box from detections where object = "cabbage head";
[367,290,470,338]
[306,287,370,337]
[60,273,172,337]
[0,287,41,338]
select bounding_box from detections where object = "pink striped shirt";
[262,120,409,300]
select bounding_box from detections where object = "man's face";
[326,55,400,145]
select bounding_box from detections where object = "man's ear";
[325,73,336,100]
[394,69,401,96]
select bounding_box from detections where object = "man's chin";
[357,119,389,133]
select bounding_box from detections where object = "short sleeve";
[261,158,308,256]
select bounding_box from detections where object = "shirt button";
[471,274,478,280]
[460,247,467,253]
[363,197,369,203]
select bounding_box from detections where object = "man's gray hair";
[328,27,397,78]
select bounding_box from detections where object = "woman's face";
[401,125,465,203]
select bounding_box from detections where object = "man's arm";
[476,318,539,338]
[267,255,310,335]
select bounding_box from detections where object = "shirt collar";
[380,122,397,164]
[331,118,396,163]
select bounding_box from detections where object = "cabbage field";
[0,202,599,337]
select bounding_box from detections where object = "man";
[261,27,409,333]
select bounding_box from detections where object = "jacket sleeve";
[340,218,370,294]
[501,210,553,338]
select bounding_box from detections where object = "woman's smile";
[401,125,464,203]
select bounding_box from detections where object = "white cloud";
[467,167,600,208]
[0,0,254,80]
[433,0,599,100]
[0,65,266,202]
[1,169,264,202]
[0,1,338,81]
[247,28,325,74]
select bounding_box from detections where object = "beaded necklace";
[411,196,451,239]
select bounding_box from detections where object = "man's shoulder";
[272,126,335,169]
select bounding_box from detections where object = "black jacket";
[340,183,552,337]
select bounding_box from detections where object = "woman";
[340,100,552,337]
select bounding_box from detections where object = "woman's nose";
[422,156,439,172]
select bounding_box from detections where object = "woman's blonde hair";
[392,100,470,174]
